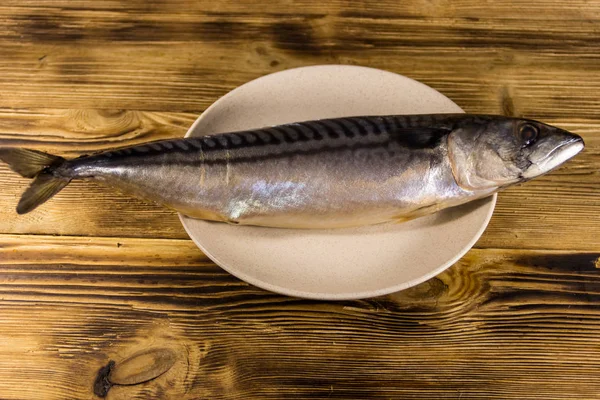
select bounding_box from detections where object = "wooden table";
[0,1,598,399]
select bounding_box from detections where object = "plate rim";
[178,64,497,300]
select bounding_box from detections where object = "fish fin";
[16,173,70,214]
[0,148,65,178]
[395,204,442,223]
[0,147,70,214]
[390,127,452,149]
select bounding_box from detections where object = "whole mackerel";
[0,114,584,229]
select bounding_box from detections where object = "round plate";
[179,65,496,300]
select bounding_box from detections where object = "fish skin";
[0,114,584,228]
[62,114,472,228]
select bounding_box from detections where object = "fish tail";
[0,148,70,214]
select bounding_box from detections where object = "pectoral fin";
[395,204,442,223]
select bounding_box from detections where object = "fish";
[0,114,584,229]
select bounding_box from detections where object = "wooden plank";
[0,6,597,112]
[0,108,196,152]
[0,234,208,266]
[1,42,599,117]
[1,0,599,19]
[0,234,599,399]
[0,109,598,249]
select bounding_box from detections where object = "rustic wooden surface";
[0,1,599,399]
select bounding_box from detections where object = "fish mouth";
[522,137,584,179]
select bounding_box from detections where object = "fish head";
[448,116,584,191]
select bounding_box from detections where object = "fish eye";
[519,124,538,147]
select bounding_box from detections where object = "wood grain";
[0,108,196,151]
[0,1,599,399]
[0,4,597,113]
[0,235,599,399]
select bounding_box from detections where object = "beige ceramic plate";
[179,65,496,300]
